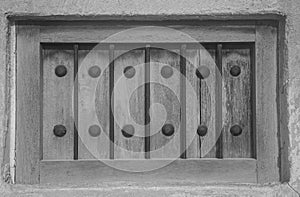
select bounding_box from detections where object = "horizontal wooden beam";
[40,25,255,43]
[11,15,284,23]
[40,159,257,185]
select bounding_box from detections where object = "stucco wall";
[0,0,300,196]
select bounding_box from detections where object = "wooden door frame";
[14,20,279,184]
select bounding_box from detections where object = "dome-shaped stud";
[161,65,173,79]
[230,65,241,77]
[88,125,101,137]
[53,125,67,137]
[55,65,67,77]
[162,124,175,137]
[121,124,135,138]
[230,125,243,136]
[197,125,208,137]
[196,66,210,79]
[88,66,101,78]
[124,66,136,78]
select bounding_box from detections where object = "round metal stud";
[197,125,208,137]
[124,66,136,78]
[161,65,173,79]
[196,66,210,79]
[230,65,241,77]
[162,124,175,137]
[230,125,243,136]
[53,125,67,137]
[121,124,135,138]
[88,66,101,78]
[88,125,101,137]
[55,65,67,77]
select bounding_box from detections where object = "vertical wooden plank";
[201,49,217,158]
[180,45,186,159]
[185,48,200,158]
[77,47,110,159]
[145,46,151,159]
[216,44,223,159]
[256,25,279,183]
[42,46,74,160]
[9,23,17,184]
[278,20,289,182]
[109,45,115,159]
[222,46,252,158]
[186,47,217,158]
[113,49,145,159]
[74,44,78,160]
[16,26,40,183]
[150,49,181,158]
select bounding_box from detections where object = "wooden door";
[41,44,254,161]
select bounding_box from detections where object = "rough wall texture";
[0,0,300,196]
[280,1,300,194]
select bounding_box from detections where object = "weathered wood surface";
[40,159,257,185]
[40,25,255,43]
[16,26,40,184]
[256,25,279,183]
[186,48,217,158]
[221,47,252,158]
[113,50,145,159]
[77,48,110,159]
[149,49,181,158]
[42,48,74,160]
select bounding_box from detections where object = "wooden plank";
[16,25,40,184]
[186,48,217,158]
[113,49,145,159]
[109,44,115,159]
[256,25,279,183]
[145,46,151,159]
[201,49,218,158]
[180,45,187,159]
[40,25,255,43]
[77,48,110,159]
[221,47,253,158]
[149,49,181,158]
[42,47,74,160]
[40,159,257,185]
[74,44,78,160]
[185,48,201,158]
[278,20,289,182]
[215,44,223,159]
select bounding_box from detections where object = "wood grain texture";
[215,44,223,158]
[113,50,145,159]
[202,49,217,158]
[42,48,74,160]
[222,48,252,158]
[16,25,40,184]
[78,49,110,159]
[186,48,217,158]
[40,159,257,185]
[256,25,279,183]
[180,45,187,159]
[149,49,181,158]
[40,25,255,43]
